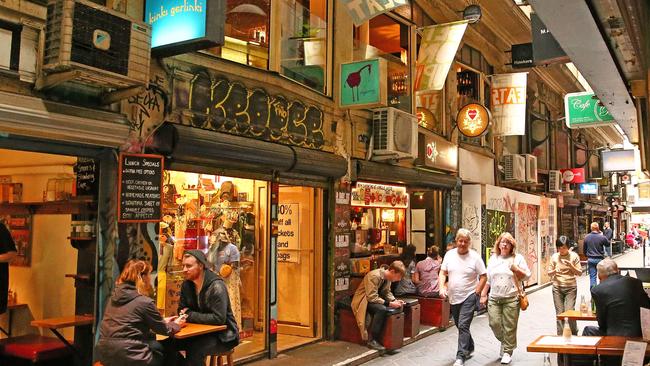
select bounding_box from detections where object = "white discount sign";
[278,203,300,263]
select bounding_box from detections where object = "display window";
[279,0,329,94]
[354,14,412,112]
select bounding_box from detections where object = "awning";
[0,91,130,148]
[353,159,459,189]
[164,123,347,182]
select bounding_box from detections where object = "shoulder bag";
[512,270,528,311]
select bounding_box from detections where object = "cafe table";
[156,323,226,341]
[527,335,601,365]
[0,302,27,337]
[31,314,94,358]
[595,336,650,356]
[557,309,597,321]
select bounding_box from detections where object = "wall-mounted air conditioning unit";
[524,154,538,183]
[548,170,562,192]
[41,0,151,91]
[504,154,526,182]
[371,107,418,161]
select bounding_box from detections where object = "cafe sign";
[351,182,408,208]
[457,103,490,137]
[339,58,387,109]
[564,92,614,128]
[416,133,458,172]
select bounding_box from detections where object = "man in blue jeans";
[602,222,613,257]
[439,228,487,366]
[583,222,607,288]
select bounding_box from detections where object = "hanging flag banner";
[415,21,469,91]
[340,0,409,26]
[490,72,527,136]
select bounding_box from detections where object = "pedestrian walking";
[548,236,582,336]
[480,232,530,364]
[584,222,608,288]
[602,222,613,257]
[438,228,487,366]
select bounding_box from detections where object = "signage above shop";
[415,133,458,172]
[560,168,585,184]
[340,58,387,109]
[511,43,534,69]
[146,0,224,57]
[579,182,598,195]
[416,21,469,91]
[118,153,164,222]
[457,103,490,137]
[340,0,408,26]
[564,92,615,128]
[351,182,408,208]
[601,149,636,172]
[531,13,569,65]
[491,72,527,136]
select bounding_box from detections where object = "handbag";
[513,273,529,311]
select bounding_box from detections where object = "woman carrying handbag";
[480,232,531,364]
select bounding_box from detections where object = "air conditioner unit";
[42,0,151,90]
[549,170,562,192]
[371,107,418,161]
[504,154,525,182]
[524,154,538,183]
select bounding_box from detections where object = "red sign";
[560,168,586,184]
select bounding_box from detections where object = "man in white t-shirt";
[438,228,487,366]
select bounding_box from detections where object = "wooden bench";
[336,298,404,350]
[414,296,450,328]
[0,334,73,365]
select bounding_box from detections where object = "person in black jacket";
[96,260,182,366]
[173,250,239,366]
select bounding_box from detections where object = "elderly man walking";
[439,228,487,366]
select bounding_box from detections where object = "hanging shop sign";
[351,182,408,208]
[277,203,300,263]
[339,58,387,109]
[601,149,636,172]
[457,103,490,137]
[531,13,568,65]
[415,133,458,172]
[145,0,224,57]
[416,21,469,91]
[340,0,409,26]
[511,43,534,69]
[560,168,586,184]
[490,72,527,136]
[118,153,164,223]
[564,92,615,128]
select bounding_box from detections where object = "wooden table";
[0,303,27,337]
[557,309,597,321]
[596,336,650,356]
[31,314,94,358]
[156,323,226,341]
[528,335,601,365]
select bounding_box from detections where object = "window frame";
[0,19,22,73]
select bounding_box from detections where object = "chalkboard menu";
[74,158,99,197]
[118,153,164,222]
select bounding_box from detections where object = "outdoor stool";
[335,297,405,350]
[0,334,73,365]
[379,308,404,350]
[207,349,234,366]
[416,296,450,328]
[398,298,420,338]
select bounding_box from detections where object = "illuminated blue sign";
[579,183,598,195]
[145,0,224,56]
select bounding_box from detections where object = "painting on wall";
[516,203,539,285]
[1,214,32,267]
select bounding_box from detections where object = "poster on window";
[490,73,527,136]
[416,21,469,91]
[1,215,32,267]
[277,203,300,263]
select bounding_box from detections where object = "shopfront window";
[203,0,271,69]
[354,14,412,113]
[279,0,328,94]
[160,171,268,359]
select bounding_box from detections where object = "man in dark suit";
[583,258,650,337]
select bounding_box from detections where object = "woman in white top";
[480,232,531,365]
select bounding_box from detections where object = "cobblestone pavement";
[362,248,645,366]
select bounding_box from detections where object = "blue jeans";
[587,258,602,288]
[603,244,611,257]
[450,292,478,361]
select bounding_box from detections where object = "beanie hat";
[184,249,210,269]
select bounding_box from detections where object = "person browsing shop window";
[413,245,442,298]
[96,260,182,366]
[0,221,17,315]
[583,222,608,288]
[438,228,487,366]
[351,261,406,351]
[480,233,531,365]
[548,236,582,336]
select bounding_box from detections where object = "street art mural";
[516,202,539,285]
[462,185,482,251]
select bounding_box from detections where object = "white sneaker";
[453,359,464,366]
[501,353,512,364]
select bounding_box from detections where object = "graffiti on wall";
[462,203,481,248]
[485,210,515,251]
[516,203,539,285]
[125,75,170,137]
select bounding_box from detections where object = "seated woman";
[414,245,442,297]
[393,244,417,297]
[96,259,183,366]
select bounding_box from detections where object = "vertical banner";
[339,0,409,26]
[490,73,527,136]
[415,21,469,91]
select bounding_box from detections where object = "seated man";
[169,250,239,366]
[351,261,406,351]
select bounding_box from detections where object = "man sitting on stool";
[352,261,406,351]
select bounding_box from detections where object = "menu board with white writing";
[118,153,164,222]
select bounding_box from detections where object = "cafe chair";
[207,349,234,366]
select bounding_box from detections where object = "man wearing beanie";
[168,250,239,366]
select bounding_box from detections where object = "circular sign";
[457,103,490,137]
[416,107,436,129]
[562,170,575,183]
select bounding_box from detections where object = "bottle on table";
[580,295,588,315]
[562,317,572,342]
